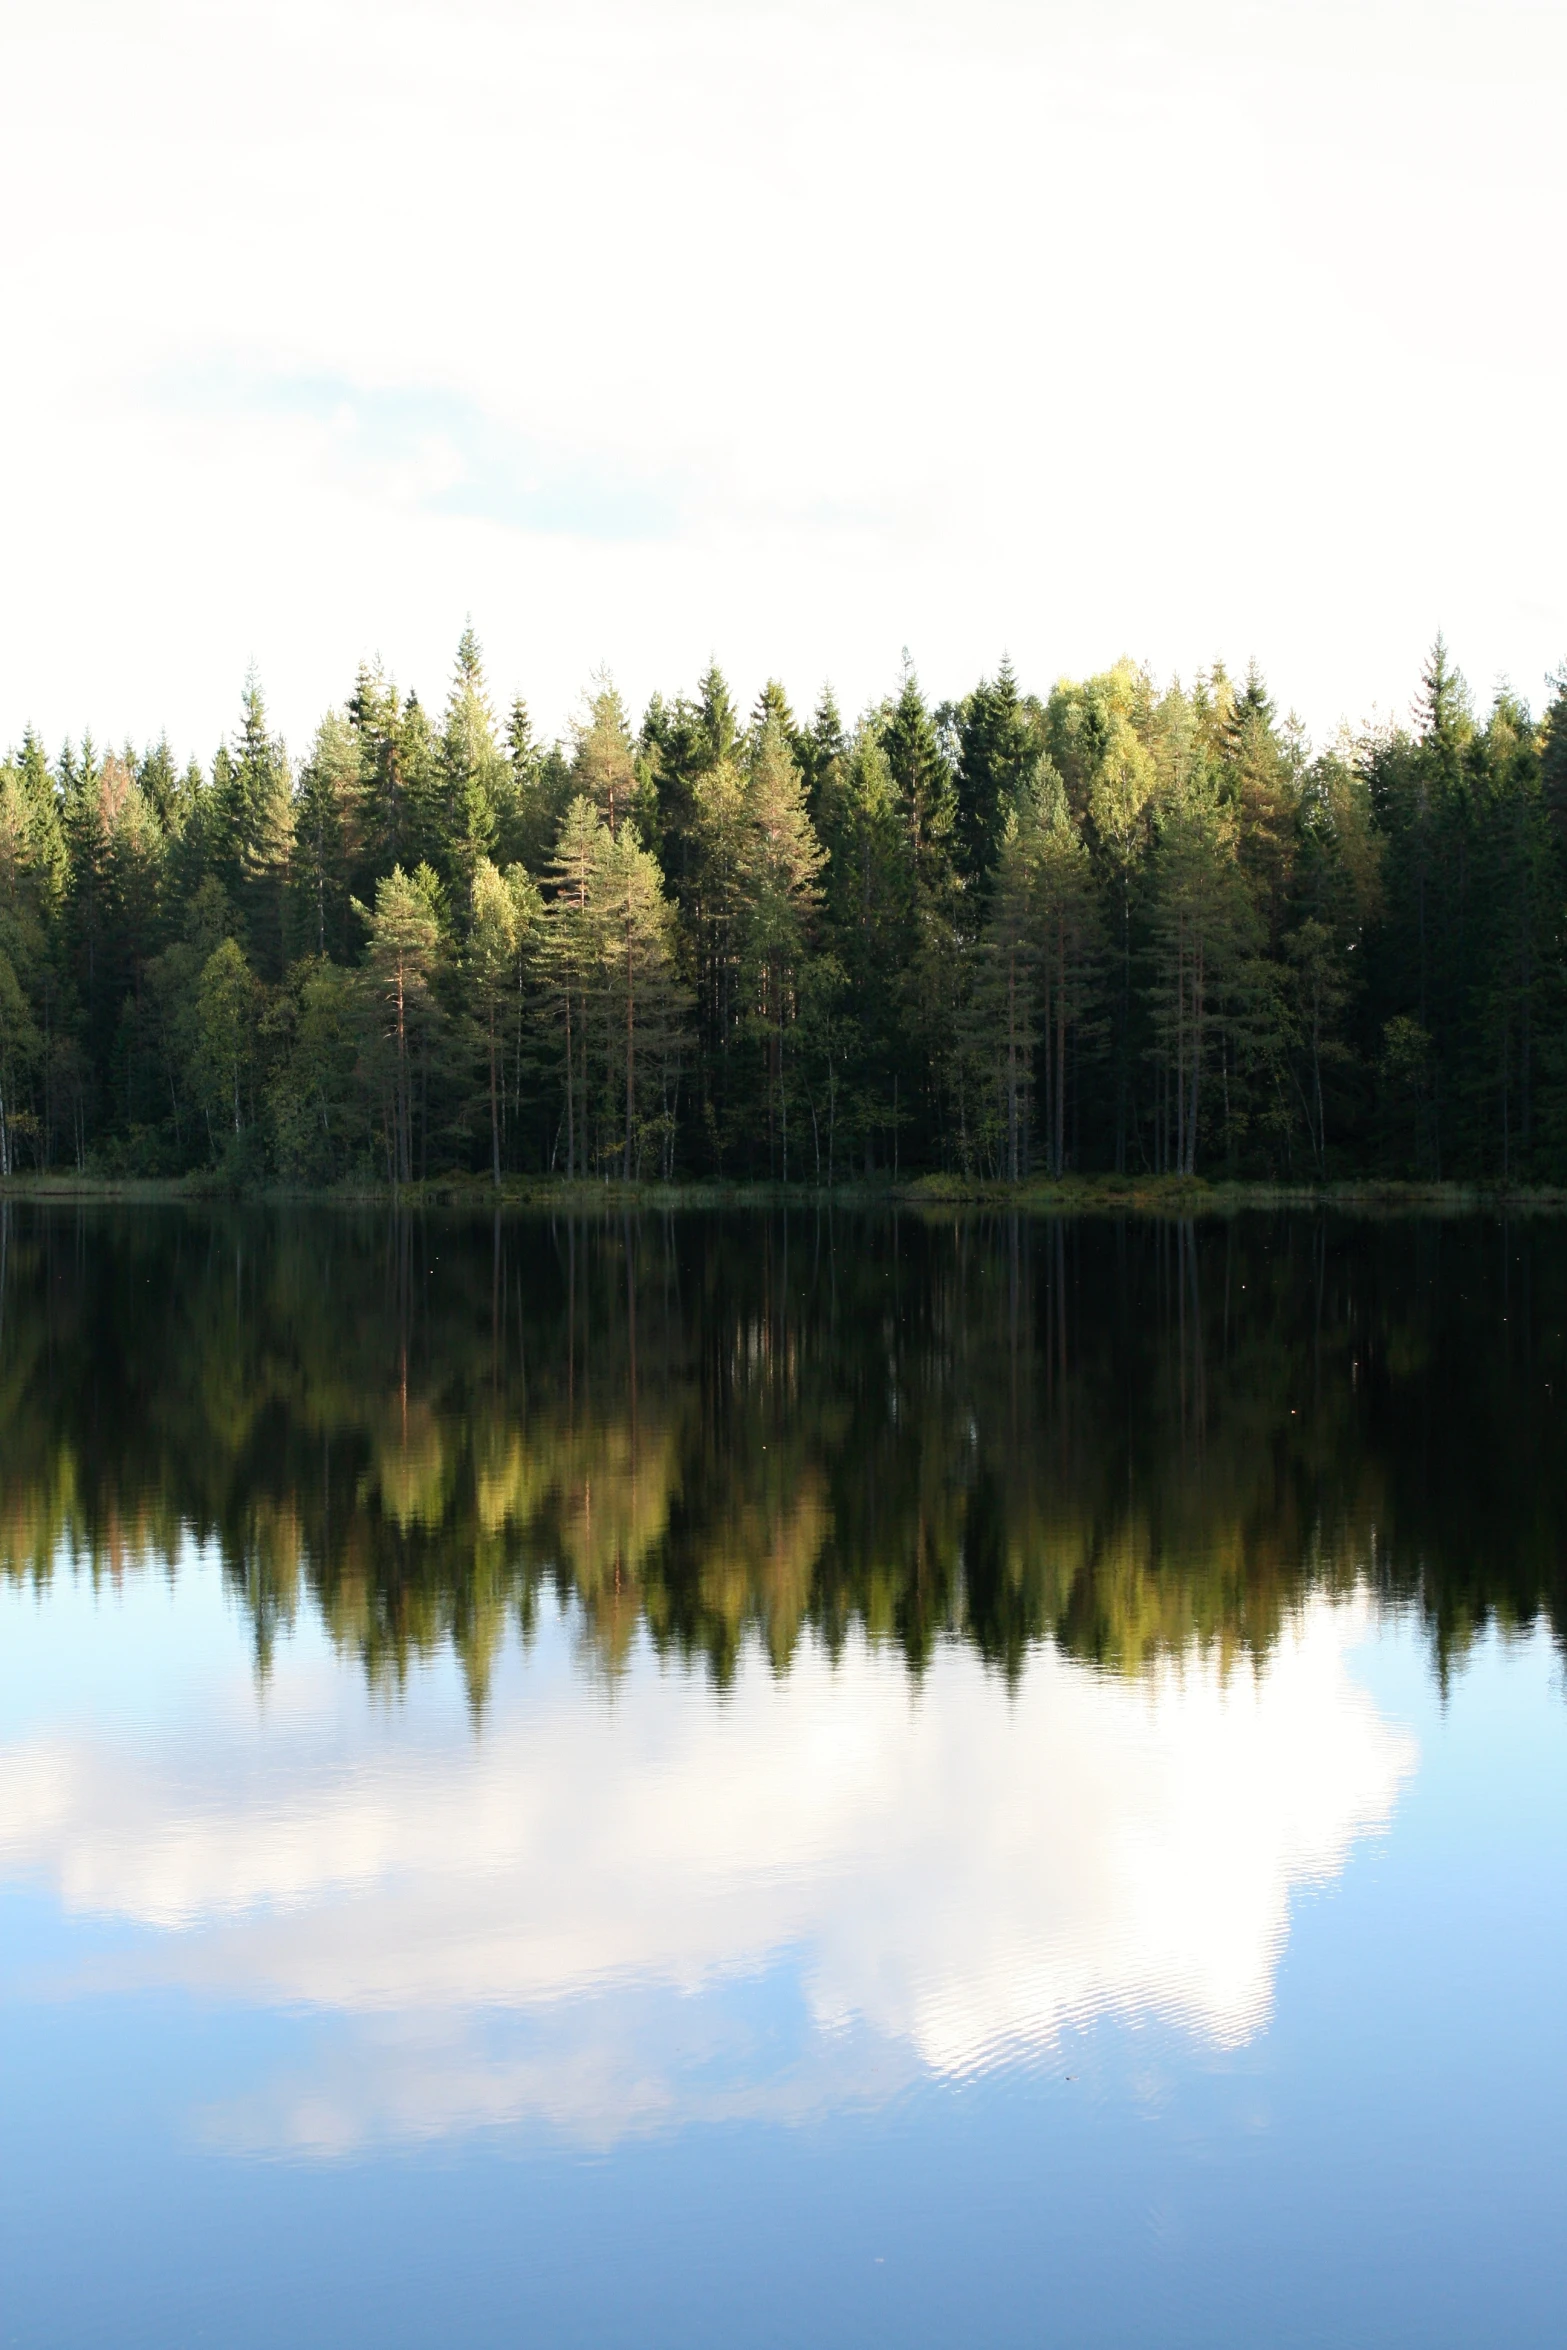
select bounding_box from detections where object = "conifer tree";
[739,713,823,1179]
[227,670,294,982]
[1145,783,1260,1176]
[816,721,913,1173]
[357,866,443,1185]
[470,857,542,1184]
[954,656,1044,886]
[1081,701,1156,1170]
[1033,770,1100,1177]
[977,803,1038,1179]
[194,936,259,1150]
[597,821,685,1179]
[439,626,504,899]
[572,675,637,834]
[292,709,360,962]
[544,797,607,1178]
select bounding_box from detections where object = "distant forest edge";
[2,633,1565,1187]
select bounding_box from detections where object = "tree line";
[1,630,1564,1184]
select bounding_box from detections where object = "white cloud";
[0,0,1561,755]
[0,1597,1415,2150]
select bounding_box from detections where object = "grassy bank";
[3,1170,1567,1216]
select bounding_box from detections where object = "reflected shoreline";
[1,1203,1563,1697]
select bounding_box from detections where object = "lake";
[1,1205,1564,2348]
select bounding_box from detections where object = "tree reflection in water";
[0,1203,1562,1700]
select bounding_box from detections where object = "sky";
[1,0,1562,762]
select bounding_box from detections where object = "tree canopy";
[5,631,1567,1185]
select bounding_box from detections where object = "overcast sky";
[2,0,1561,760]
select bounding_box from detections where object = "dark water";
[1,1206,1564,2348]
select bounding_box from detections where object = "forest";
[0,632,1562,1186]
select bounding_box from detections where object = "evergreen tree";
[193,937,260,1152]
[1082,701,1156,1170]
[882,664,957,887]
[543,797,606,1179]
[975,802,1038,1179]
[799,685,847,821]
[226,670,294,982]
[469,857,543,1184]
[356,865,444,1185]
[1144,782,1261,1176]
[291,709,360,962]
[572,674,638,834]
[816,720,914,1173]
[597,821,686,1179]
[439,626,505,899]
[1032,770,1100,1178]
[738,713,823,1179]
[267,958,362,1182]
[953,657,1044,886]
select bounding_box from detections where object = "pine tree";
[1083,704,1156,1171]
[194,937,260,1151]
[597,822,686,1179]
[544,798,607,1178]
[977,804,1038,1179]
[1032,770,1100,1177]
[738,713,823,1179]
[1145,783,1260,1176]
[882,664,956,887]
[470,857,542,1184]
[954,656,1044,886]
[816,721,914,1175]
[690,751,748,1165]
[291,709,360,961]
[572,675,637,834]
[799,685,847,821]
[356,866,443,1185]
[225,671,294,983]
[439,626,504,900]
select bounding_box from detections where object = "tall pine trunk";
[489,1002,501,1188]
[624,922,635,1182]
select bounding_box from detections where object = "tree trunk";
[779,978,788,1186]
[489,1003,501,1188]
[564,989,575,1179]
[624,924,635,1182]
[1054,924,1067,1178]
[1006,952,1018,1183]
[1186,945,1205,1177]
[394,961,409,1187]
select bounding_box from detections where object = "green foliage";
[266,958,363,1183]
[356,864,446,1185]
[194,937,260,1149]
[737,712,823,1179]
[6,631,1567,1185]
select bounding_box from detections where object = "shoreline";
[2,1172,1565,1215]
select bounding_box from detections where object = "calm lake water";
[2,1205,1565,2348]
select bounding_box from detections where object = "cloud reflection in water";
[0,1579,1414,2154]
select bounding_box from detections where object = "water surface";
[1,1208,1564,2346]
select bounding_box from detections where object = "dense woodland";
[2,632,1564,1185]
